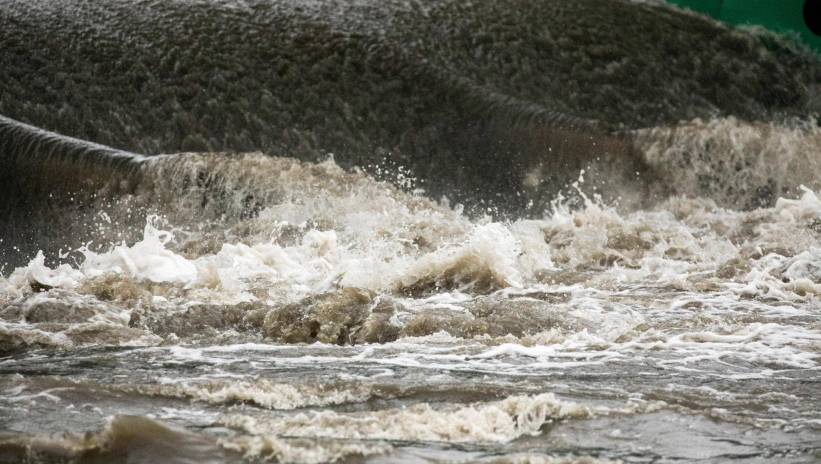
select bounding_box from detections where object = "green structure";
[667,0,821,53]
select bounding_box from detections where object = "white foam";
[775,186,821,222]
[220,393,591,443]
[219,434,391,464]
[2,155,819,376]
[81,220,198,284]
[5,251,83,292]
[141,378,371,410]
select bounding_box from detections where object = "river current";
[1,0,821,461]
[1,125,821,462]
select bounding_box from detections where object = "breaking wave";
[2,0,821,461]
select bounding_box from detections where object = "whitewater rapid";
[1,147,820,462]
[2,0,820,460]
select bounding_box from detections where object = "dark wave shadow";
[1,0,820,271]
[0,115,149,271]
[0,0,818,213]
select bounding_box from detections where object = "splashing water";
[1,144,820,463]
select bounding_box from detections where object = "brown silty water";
[1,0,821,463]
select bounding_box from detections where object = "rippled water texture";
[1,0,821,462]
[0,151,820,462]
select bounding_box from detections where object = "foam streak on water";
[1,149,821,463]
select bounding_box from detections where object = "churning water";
[1,0,821,462]
[2,129,821,462]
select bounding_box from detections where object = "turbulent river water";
[2,0,821,462]
[2,131,821,462]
